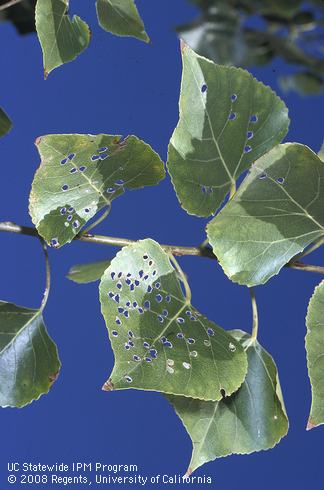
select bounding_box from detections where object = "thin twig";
[289,261,324,275]
[291,237,324,262]
[0,0,23,12]
[0,221,323,275]
[0,221,215,259]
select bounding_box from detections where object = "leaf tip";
[306,418,317,431]
[102,378,114,392]
[49,371,60,384]
[180,39,188,53]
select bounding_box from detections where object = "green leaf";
[305,281,324,430]
[176,3,247,67]
[207,143,324,286]
[167,44,289,217]
[0,301,61,408]
[29,134,165,248]
[35,0,90,77]
[279,72,324,96]
[168,330,288,475]
[0,108,12,137]
[96,0,149,43]
[67,259,111,284]
[99,239,248,401]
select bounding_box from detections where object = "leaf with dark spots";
[99,239,248,401]
[167,330,288,474]
[29,134,165,247]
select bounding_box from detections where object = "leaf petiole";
[249,287,259,341]
[168,253,192,303]
[40,240,51,312]
[80,205,111,236]
[291,237,324,262]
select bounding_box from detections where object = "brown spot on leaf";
[102,378,114,392]
[180,39,188,52]
[306,418,317,431]
[49,371,60,384]
[112,136,128,149]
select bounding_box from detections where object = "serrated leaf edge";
[305,280,324,430]
[99,238,248,402]
[0,304,61,408]
[169,330,288,475]
[206,142,323,287]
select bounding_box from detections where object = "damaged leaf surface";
[99,239,247,401]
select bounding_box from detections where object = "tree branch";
[0,0,23,12]
[0,221,215,259]
[289,261,324,275]
[0,221,323,275]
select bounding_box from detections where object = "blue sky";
[0,1,323,488]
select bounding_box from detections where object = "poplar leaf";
[168,330,288,475]
[99,239,248,401]
[305,281,324,430]
[207,143,324,286]
[167,44,289,217]
[0,302,61,408]
[96,0,149,43]
[35,0,90,77]
[67,259,111,284]
[29,134,165,248]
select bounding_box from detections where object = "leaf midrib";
[106,0,141,31]
[254,163,324,232]
[0,310,39,356]
[186,55,236,187]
